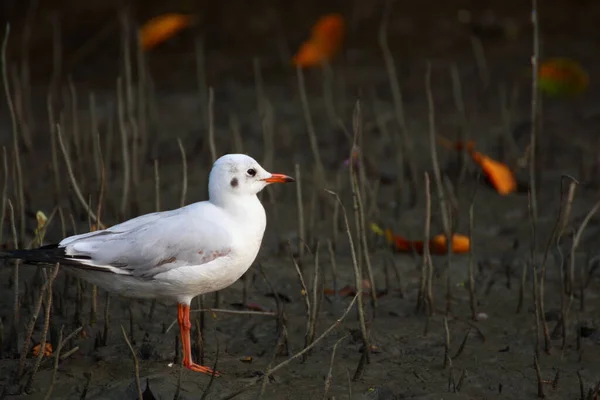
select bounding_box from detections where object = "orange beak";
[262,173,295,184]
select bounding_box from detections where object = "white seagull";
[2,154,295,376]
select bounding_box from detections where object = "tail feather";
[0,243,92,267]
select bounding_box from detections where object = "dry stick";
[121,325,142,400]
[333,171,342,246]
[102,292,110,346]
[452,328,472,360]
[378,0,419,205]
[538,178,576,354]
[67,78,84,185]
[116,77,131,218]
[425,62,453,315]
[498,84,521,167]
[43,326,83,399]
[2,25,25,244]
[351,101,378,310]
[43,326,63,400]
[177,138,188,207]
[425,174,434,317]
[417,172,432,313]
[207,87,217,163]
[295,164,306,259]
[533,354,545,398]
[529,0,541,223]
[89,93,101,183]
[308,243,321,355]
[291,254,312,362]
[322,61,338,125]
[323,334,349,400]
[467,182,478,320]
[528,188,542,359]
[443,317,454,392]
[56,125,104,227]
[261,100,275,190]
[135,30,149,165]
[220,293,359,400]
[25,265,60,391]
[48,96,62,203]
[327,240,339,296]
[17,0,36,152]
[296,65,325,186]
[8,200,19,326]
[121,11,140,215]
[450,63,470,186]
[564,199,600,351]
[326,190,371,378]
[0,147,8,244]
[555,179,578,356]
[17,263,60,379]
[153,159,160,212]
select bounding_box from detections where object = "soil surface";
[1,1,600,399]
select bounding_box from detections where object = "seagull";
[1,154,295,376]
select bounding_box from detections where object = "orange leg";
[177,303,220,376]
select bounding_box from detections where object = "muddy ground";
[0,0,600,399]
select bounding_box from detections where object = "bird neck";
[212,193,267,233]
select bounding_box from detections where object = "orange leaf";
[470,151,517,195]
[32,343,53,357]
[139,13,194,51]
[539,58,589,97]
[293,13,345,68]
[438,136,517,195]
[429,234,471,254]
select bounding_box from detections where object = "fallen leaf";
[437,136,517,195]
[539,58,589,98]
[239,356,253,363]
[370,222,385,236]
[32,343,52,357]
[293,13,345,68]
[139,13,194,51]
[428,233,471,254]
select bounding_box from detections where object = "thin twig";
[121,325,142,400]
[177,138,188,207]
[296,66,325,186]
[323,335,349,400]
[220,293,359,400]
[56,125,104,226]
[25,263,60,392]
[325,190,371,376]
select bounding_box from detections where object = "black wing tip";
[1,244,91,266]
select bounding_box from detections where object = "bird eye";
[246,168,257,177]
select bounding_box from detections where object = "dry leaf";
[539,58,589,98]
[32,343,53,357]
[293,13,345,68]
[139,13,194,51]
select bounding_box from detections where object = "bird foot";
[184,362,220,376]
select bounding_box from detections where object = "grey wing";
[61,206,234,279]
